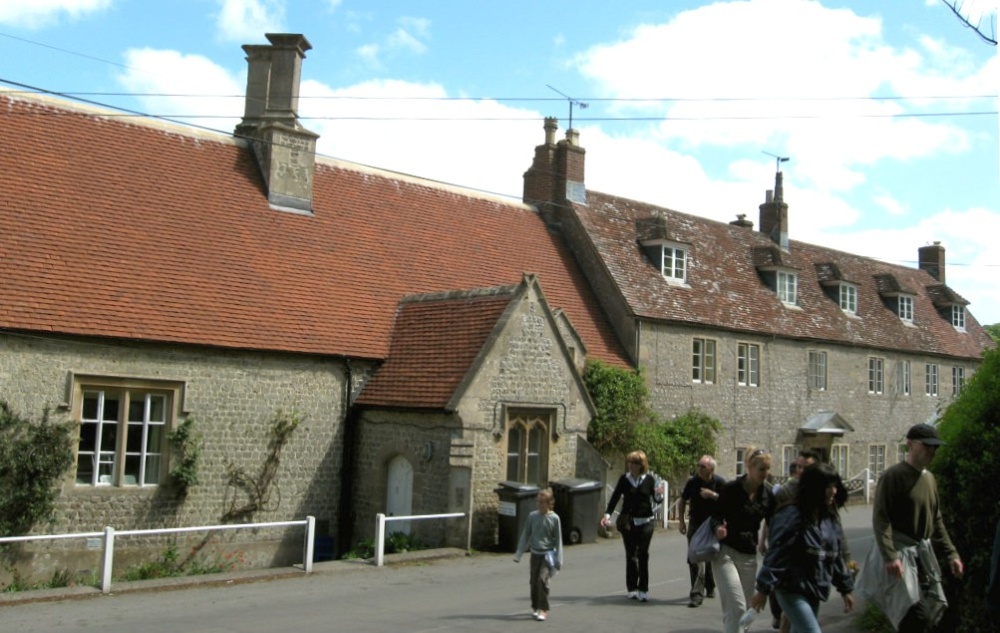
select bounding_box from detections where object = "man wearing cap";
[870,423,963,632]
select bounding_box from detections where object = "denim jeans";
[711,544,757,633]
[775,590,821,633]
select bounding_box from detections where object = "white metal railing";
[373,512,465,567]
[0,516,315,594]
[844,467,875,504]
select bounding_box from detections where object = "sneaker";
[532,611,539,618]
[688,595,703,608]
[626,590,639,600]
[536,612,547,621]
[637,591,649,602]
[705,590,715,598]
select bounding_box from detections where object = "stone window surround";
[67,372,187,490]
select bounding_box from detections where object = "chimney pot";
[543,117,558,145]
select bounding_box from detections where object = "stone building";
[0,34,627,578]
[521,119,995,481]
[0,32,993,583]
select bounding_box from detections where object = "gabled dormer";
[815,262,859,316]
[874,273,917,325]
[753,245,799,307]
[636,215,690,285]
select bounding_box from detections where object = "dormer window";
[777,271,797,305]
[636,217,690,285]
[898,295,914,323]
[659,244,688,282]
[839,283,857,314]
[951,305,966,331]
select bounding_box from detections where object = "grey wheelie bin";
[495,481,541,552]
[550,478,602,544]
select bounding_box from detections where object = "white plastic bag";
[687,517,720,564]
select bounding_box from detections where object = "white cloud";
[215,0,285,43]
[0,0,110,28]
[117,48,244,132]
[356,16,431,67]
[298,78,539,196]
[573,0,974,194]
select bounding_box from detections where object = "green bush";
[635,408,722,486]
[583,360,652,456]
[934,345,1000,632]
[0,401,75,536]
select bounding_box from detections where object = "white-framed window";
[781,445,796,479]
[831,444,849,477]
[896,360,911,396]
[869,444,887,481]
[868,357,884,394]
[506,410,550,486]
[660,244,688,282]
[808,350,827,391]
[952,366,965,396]
[839,283,857,314]
[926,363,939,397]
[777,271,797,305]
[735,448,747,477]
[737,343,760,387]
[77,385,174,487]
[898,296,914,323]
[951,305,966,331]
[692,338,716,384]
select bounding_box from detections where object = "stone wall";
[0,332,362,581]
[637,322,977,479]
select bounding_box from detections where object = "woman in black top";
[601,450,665,602]
[710,447,775,633]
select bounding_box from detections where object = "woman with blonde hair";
[601,450,665,602]
[711,447,775,633]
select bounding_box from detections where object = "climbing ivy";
[0,401,75,536]
[167,417,202,497]
[222,410,301,522]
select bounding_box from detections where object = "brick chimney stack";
[918,241,946,284]
[522,118,586,224]
[759,171,789,251]
[235,33,319,213]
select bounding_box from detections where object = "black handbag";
[616,512,631,532]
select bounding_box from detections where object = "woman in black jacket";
[749,462,855,632]
[711,447,775,633]
[601,450,664,602]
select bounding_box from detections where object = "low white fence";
[374,512,465,567]
[0,516,316,594]
[844,467,875,504]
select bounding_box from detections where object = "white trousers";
[710,544,758,633]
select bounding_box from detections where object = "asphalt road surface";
[1,504,875,633]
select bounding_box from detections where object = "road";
[1,504,875,633]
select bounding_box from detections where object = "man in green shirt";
[872,423,964,632]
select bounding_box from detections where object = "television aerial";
[546,84,589,130]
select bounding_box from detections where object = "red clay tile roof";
[572,191,993,359]
[356,286,518,408]
[0,93,628,367]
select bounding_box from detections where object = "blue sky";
[2,0,998,324]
